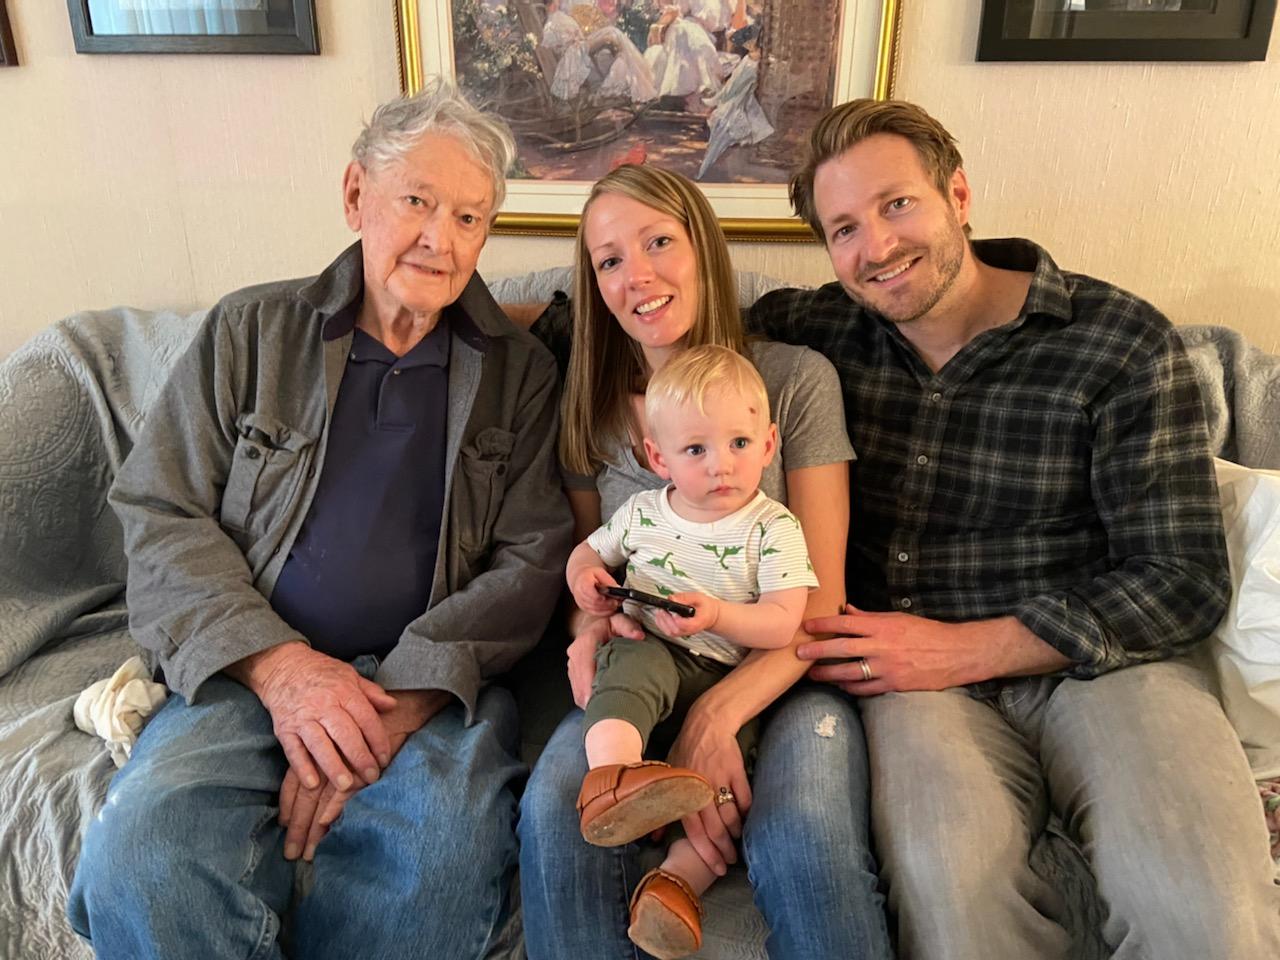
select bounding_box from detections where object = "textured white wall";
[893,3,1280,353]
[1,2,1277,356]
[0,1,401,358]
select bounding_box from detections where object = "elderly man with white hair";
[67,81,573,959]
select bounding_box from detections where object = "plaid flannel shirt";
[747,238,1229,678]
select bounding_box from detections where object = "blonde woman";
[517,164,891,960]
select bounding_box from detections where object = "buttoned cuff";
[375,642,483,725]
[1015,596,1117,679]
[161,609,306,704]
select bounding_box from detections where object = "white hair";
[351,77,516,215]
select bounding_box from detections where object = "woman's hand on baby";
[569,567,621,617]
[566,613,644,708]
[654,592,720,637]
[667,707,751,875]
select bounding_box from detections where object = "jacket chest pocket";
[221,412,316,538]
[456,426,515,555]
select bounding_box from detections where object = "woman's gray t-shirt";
[566,339,855,518]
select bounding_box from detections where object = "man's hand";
[797,605,1070,694]
[279,688,451,860]
[666,706,751,877]
[569,566,622,617]
[229,641,397,790]
[567,613,643,709]
[652,592,719,638]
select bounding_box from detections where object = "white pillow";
[1208,458,1280,778]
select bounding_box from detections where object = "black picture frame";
[977,0,1277,61]
[67,0,318,55]
[0,1,17,67]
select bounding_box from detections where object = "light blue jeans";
[518,685,892,959]
[68,666,524,960]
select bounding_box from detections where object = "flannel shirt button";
[930,392,943,402]
[900,597,913,609]
[916,454,929,466]
[392,369,402,376]
[897,551,910,562]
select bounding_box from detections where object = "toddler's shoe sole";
[577,761,713,847]
[628,867,703,960]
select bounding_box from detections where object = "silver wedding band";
[716,786,736,807]
[859,658,873,682]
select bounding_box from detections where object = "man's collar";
[304,240,501,351]
[970,238,1073,324]
[302,241,364,326]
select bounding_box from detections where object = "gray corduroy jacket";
[109,241,573,723]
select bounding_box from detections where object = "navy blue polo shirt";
[270,312,451,661]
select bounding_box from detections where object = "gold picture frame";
[395,0,903,241]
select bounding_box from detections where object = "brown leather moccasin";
[627,867,704,960]
[576,761,713,847]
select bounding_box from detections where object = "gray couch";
[1,270,1277,959]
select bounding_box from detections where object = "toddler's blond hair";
[644,345,769,440]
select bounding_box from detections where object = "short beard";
[846,211,967,325]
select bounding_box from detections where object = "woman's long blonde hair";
[559,164,746,477]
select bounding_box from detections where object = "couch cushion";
[1206,459,1280,778]
[0,308,202,678]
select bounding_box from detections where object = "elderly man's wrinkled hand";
[236,641,398,791]
[278,689,450,861]
[279,766,357,861]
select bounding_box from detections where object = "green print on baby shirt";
[702,543,744,569]
[756,521,784,562]
[638,508,657,527]
[647,552,688,578]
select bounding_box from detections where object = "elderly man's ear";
[342,161,368,233]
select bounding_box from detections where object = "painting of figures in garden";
[451,0,849,184]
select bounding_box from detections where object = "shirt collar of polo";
[300,240,500,352]
[350,316,451,369]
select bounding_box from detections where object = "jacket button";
[496,464,507,476]
[245,447,261,460]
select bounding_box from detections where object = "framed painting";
[395,0,904,239]
[0,1,16,67]
[977,0,1277,61]
[66,0,319,54]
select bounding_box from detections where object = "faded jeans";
[68,664,524,960]
[862,656,1280,960]
[518,685,892,959]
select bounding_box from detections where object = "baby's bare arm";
[656,586,809,649]
[566,541,620,617]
